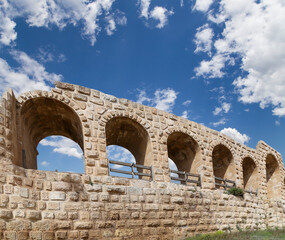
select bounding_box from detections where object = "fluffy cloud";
[138,0,173,28]
[213,102,231,116]
[221,127,250,144]
[40,136,83,159]
[137,88,178,113]
[150,7,173,29]
[194,24,213,55]
[0,50,62,95]
[193,0,213,12]
[194,0,285,116]
[0,0,126,46]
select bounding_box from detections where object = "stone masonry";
[0,81,284,239]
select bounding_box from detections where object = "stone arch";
[211,143,236,182]
[104,115,152,166]
[266,153,281,199]
[16,91,86,169]
[166,130,202,175]
[241,156,258,191]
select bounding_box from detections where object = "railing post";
[107,159,110,176]
[131,163,135,179]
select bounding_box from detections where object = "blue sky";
[1,0,285,173]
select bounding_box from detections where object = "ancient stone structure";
[0,81,284,240]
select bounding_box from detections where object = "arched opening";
[266,154,280,199]
[242,157,258,191]
[19,97,83,170]
[37,136,84,173]
[107,145,137,178]
[105,117,151,178]
[212,144,235,186]
[167,132,202,184]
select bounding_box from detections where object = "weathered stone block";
[74,221,93,229]
[106,186,126,194]
[52,182,71,191]
[50,192,66,201]
[0,210,12,219]
[27,211,41,220]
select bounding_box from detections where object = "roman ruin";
[0,81,284,239]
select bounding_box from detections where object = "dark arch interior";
[167,132,200,174]
[242,157,257,190]
[212,144,235,181]
[19,97,83,169]
[105,117,150,166]
[266,154,278,182]
[266,154,280,199]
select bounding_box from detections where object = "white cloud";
[40,136,83,159]
[195,54,229,78]
[211,118,227,127]
[221,127,250,144]
[195,0,285,116]
[153,88,178,112]
[105,17,116,35]
[0,50,62,95]
[181,110,188,119]
[194,24,213,55]
[105,11,127,36]
[139,0,151,19]
[137,88,178,113]
[40,161,49,167]
[213,102,231,116]
[182,100,191,106]
[193,0,214,12]
[137,90,151,104]
[149,6,173,29]
[213,107,222,116]
[0,0,125,46]
[138,0,173,28]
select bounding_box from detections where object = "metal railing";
[214,176,236,189]
[108,159,153,181]
[244,188,258,196]
[170,169,201,186]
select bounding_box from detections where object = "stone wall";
[0,81,284,239]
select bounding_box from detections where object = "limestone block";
[52,182,71,191]
[27,211,41,220]
[73,93,87,102]
[106,186,126,194]
[55,81,75,91]
[50,192,66,201]
[74,221,93,229]
[0,210,12,219]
